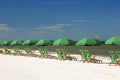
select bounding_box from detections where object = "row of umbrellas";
[0,40,53,46]
[0,36,120,46]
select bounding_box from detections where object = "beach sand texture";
[0,51,120,80]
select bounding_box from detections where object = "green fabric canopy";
[0,41,3,45]
[105,36,120,45]
[2,40,11,46]
[36,39,53,46]
[76,38,101,46]
[53,38,75,46]
[22,40,38,45]
[11,40,23,45]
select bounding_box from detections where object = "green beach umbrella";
[0,41,3,46]
[2,40,11,46]
[22,40,38,45]
[11,40,23,45]
[105,36,120,45]
[36,39,53,46]
[76,38,101,46]
[53,38,75,46]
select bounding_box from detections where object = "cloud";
[0,24,12,31]
[36,24,73,30]
[71,19,95,23]
[32,24,73,34]
[36,26,61,30]
[32,31,44,34]
[56,24,73,26]
[51,29,64,32]
[0,23,74,39]
[108,19,120,23]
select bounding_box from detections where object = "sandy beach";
[0,50,120,80]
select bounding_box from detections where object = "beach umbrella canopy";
[0,41,3,45]
[36,39,53,46]
[22,40,38,45]
[105,36,120,45]
[11,40,23,45]
[2,40,11,46]
[76,38,101,46]
[53,38,75,46]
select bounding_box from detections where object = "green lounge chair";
[80,50,86,62]
[15,48,24,56]
[109,51,118,65]
[4,48,11,55]
[28,48,32,54]
[25,48,32,56]
[116,51,120,65]
[43,48,48,58]
[13,48,17,55]
[17,48,21,55]
[84,50,98,63]
[56,49,62,60]
[61,49,67,60]
[13,48,21,55]
[84,50,91,62]
[59,49,77,61]
[116,51,120,59]
[39,48,44,57]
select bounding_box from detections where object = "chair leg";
[109,62,112,66]
[118,61,120,66]
[82,60,86,63]
[109,62,117,66]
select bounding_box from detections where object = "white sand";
[0,53,120,80]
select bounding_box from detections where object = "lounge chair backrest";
[44,48,48,57]
[39,48,42,53]
[84,50,91,62]
[39,48,44,56]
[61,49,67,60]
[80,50,86,61]
[61,49,66,55]
[116,51,120,59]
[25,48,31,54]
[44,48,47,53]
[56,49,62,59]
[17,48,20,53]
[84,50,90,56]
[109,51,116,63]
[56,49,61,55]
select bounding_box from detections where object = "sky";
[0,0,120,41]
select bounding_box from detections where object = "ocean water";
[0,45,120,57]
